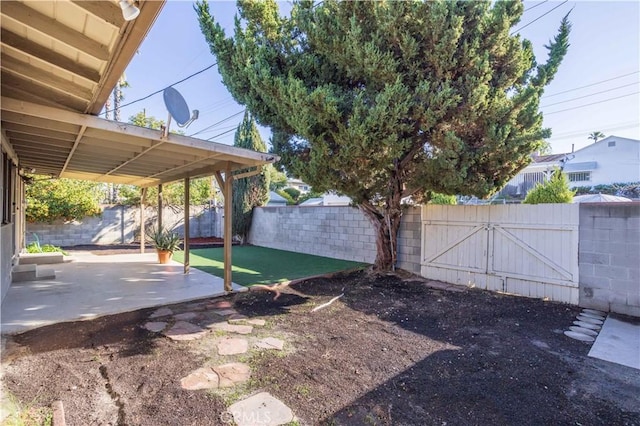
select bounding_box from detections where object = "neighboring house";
[500,135,640,198]
[563,136,640,187]
[286,178,310,194]
[299,193,351,206]
[499,153,567,198]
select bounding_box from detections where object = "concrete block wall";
[579,203,640,316]
[249,205,422,273]
[26,205,223,247]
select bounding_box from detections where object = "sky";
[114,1,640,155]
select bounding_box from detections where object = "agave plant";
[146,226,182,252]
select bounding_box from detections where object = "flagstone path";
[146,302,295,425]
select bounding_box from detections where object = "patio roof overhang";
[2,96,277,187]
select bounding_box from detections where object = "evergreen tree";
[196,0,571,270]
[523,170,575,204]
[231,111,270,242]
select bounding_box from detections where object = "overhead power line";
[524,1,549,13]
[511,0,568,34]
[188,109,246,137]
[206,127,237,141]
[545,91,639,116]
[541,83,638,108]
[543,71,640,98]
[550,123,639,141]
[101,62,218,116]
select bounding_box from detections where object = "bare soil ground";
[2,270,639,425]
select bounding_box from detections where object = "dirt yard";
[2,270,639,425]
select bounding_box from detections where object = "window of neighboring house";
[608,141,616,147]
[568,171,591,182]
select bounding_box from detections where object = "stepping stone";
[211,300,233,309]
[579,311,605,321]
[564,330,595,342]
[569,326,598,337]
[573,320,601,330]
[218,337,249,355]
[583,308,606,316]
[174,312,199,321]
[180,367,219,390]
[164,321,207,341]
[213,309,238,316]
[212,363,251,388]
[227,392,294,426]
[576,315,603,325]
[208,323,253,335]
[150,307,173,318]
[228,318,266,327]
[186,303,207,312]
[144,321,167,332]
[255,337,285,351]
[228,314,249,321]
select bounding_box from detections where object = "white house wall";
[567,136,640,187]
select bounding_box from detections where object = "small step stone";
[164,321,207,341]
[217,337,249,355]
[213,309,238,316]
[211,300,233,309]
[150,307,173,318]
[227,392,295,426]
[144,321,167,333]
[209,323,253,335]
[255,337,284,351]
[213,363,251,388]
[229,318,266,327]
[180,367,219,390]
[174,312,199,321]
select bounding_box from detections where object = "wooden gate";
[420,204,579,304]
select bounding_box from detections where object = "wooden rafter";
[1,1,111,61]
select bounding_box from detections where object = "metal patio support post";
[184,177,190,275]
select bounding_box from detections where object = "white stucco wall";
[567,136,640,187]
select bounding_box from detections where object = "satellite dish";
[162,87,199,136]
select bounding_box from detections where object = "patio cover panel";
[1,97,276,186]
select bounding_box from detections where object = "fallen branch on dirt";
[311,293,344,312]
[250,278,313,300]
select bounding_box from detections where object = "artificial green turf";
[173,245,366,287]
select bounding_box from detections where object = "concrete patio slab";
[0,252,245,335]
[589,315,640,370]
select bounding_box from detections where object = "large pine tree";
[196,0,570,270]
[232,111,270,242]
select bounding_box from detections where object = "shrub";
[523,170,575,204]
[26,235,67,255]
[428,193,457,205]
[283,187,301,201]
[276,190,296,205]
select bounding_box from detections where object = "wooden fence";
[421,204,579,304]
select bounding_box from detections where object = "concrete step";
[18,252,64,265]
[12,264,55,282]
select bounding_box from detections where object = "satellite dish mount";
[162,87,199,138]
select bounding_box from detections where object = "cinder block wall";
[579,203,640,316]
[26,205,223,247]
[249,205,422,273]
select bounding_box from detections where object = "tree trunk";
[360,184,403,271]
